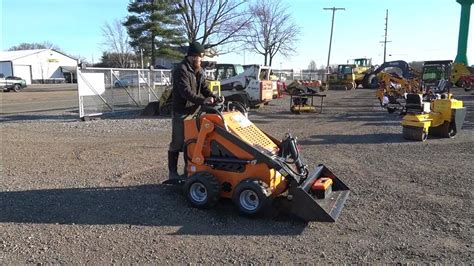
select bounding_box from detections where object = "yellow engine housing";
[401,96,466,141]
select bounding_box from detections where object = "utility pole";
[380,9,391,63]
[140,49,144,69]
[323,7,345,74]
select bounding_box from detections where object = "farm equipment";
[285,81,325,113]
[421,60,453,93]
[376,72,421,113]
[401,93,466,141]
[289,93,326,114]
[327,64,356,90]
[452,63,474,88]
[347,58,373,87]
[175,98,350,222]
[457,74,474,91]
[362,60,416,89]
[212,64,273,109]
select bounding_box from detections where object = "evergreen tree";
[124,0,186,66]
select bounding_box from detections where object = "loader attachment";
[288,164,350,222]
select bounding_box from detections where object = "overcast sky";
[2,0,473,69]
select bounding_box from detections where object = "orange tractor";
[172,99,350,222]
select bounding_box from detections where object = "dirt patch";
[1,88,472,263]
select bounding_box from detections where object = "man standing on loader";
[168,42,217,181]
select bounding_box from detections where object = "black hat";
[187,42,205,56]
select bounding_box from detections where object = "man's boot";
[168,151,182,180]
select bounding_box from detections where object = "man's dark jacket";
[172,58,213,114]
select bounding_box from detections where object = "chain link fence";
[271,69,326,83]
[77,67,172,119]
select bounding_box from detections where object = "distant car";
[0,74,27,92]
[114,74,148,88]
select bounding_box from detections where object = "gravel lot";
[1,88,472,263]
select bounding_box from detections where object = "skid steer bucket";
[289,164,350,222]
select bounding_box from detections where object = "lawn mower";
[174,98,349,222]
[401,92,466,141]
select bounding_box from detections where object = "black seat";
[405,94,423,113]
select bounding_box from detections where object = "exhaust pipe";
[289,164,350,222]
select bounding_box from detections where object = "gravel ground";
[1,88,473,263]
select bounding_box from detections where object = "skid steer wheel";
[232,178,270,216]
[183,172,221,209]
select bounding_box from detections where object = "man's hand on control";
[203,97,215,105]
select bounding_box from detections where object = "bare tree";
[245,0,299,66]
[308,60,317,71]
[176,0,251,55]
[8,41,61,51]
[101,19,135,68]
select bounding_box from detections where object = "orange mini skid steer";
[177,100,350,222]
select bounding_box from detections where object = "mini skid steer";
[175,98,350,222]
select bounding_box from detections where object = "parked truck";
[0,74,27,92]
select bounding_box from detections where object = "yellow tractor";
[401,93,466,141]
[327,64,356,90]
[348,58,373,87]
[376,72,421,113]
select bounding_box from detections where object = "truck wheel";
[13,84,21,92]
[183,172,221,209]
[232,178,270,216]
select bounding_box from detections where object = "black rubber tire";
[232,178,270,216]
[387,107,396,114]
[183,172,221,209]
[13,84,21,92]
[463,82,472,92]
[363,74,379,89]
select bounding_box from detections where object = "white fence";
[77,67,172,119]
[271,69,326,83]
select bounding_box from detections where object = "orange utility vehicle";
[173,99,350,222]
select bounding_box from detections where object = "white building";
[0,49,78,84]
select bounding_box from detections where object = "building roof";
[0,49,77,61]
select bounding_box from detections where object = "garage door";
[0,61,13,77]
[13,65,32,85]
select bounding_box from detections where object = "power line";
[323,7,345,74]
